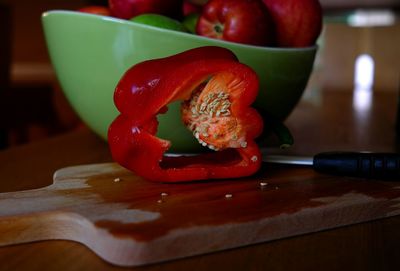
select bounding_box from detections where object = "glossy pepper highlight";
[108,46,263,182]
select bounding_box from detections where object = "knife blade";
[263,151,400,180]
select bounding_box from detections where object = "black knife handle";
[313,152,400,179]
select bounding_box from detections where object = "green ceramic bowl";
[42,10,317,153]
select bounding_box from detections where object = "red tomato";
[78,6,111,16]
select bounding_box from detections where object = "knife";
[262,151,400,180]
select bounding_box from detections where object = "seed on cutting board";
[225,194,233,199]
[113,177,121,183]
[260,182,268,187]
[157,199,163,204]
[161,192,168,197]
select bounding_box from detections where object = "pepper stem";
[255,107,294,149]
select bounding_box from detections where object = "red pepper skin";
[108,46,263,182]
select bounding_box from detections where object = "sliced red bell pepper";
[108,46,263,182]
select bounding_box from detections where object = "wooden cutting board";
[1,162,400,267]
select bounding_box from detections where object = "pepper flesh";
[108,46,263,182]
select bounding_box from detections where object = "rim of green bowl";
[42,10,318,52]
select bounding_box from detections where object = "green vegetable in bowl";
[130,13,188,32]
[182,13,199,34]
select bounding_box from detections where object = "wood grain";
[1,161,400,267]
[0,90,400,270]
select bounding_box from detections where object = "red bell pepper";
[108,46,263,182]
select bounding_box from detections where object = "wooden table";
[1,89,400,270]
